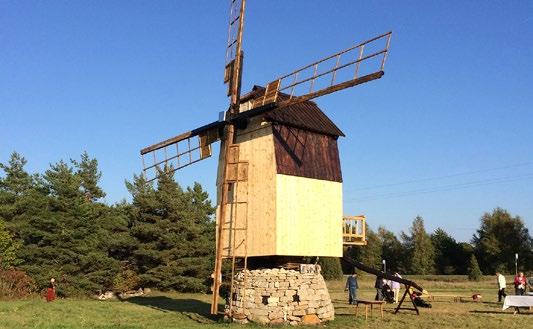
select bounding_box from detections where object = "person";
[411,289,432,308]
[374,275,384,301]
[46,278,56,302]
[496,272,507,302]
[514,272,527,295]
[391,272,402,303]
[381,280,395,303]
[344,271,359,305]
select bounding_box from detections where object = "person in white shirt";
[496,272,507,302]
[391,272,402,303]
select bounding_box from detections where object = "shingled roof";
[241,86,345,137]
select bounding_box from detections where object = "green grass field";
[1,275,531,329]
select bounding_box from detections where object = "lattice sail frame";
[140,123,221,182]
[251,32,392,109]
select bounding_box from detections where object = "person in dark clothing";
[374,275,384,301]
[345,272,359,305]
[381,281,395,303]
[411,290,432,308]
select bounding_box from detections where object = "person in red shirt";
[46,278,56,302]
[514,272,527,296]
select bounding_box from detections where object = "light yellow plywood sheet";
[275,174,343,257]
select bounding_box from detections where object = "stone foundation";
[229,266,334,325]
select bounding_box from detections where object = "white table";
[502,296,533,313]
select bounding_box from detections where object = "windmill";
[140,0,392,316]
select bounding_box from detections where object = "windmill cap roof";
[240,86,345,137]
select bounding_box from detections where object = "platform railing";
[343,215,367,246]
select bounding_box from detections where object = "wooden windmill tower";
[140,0,391,315]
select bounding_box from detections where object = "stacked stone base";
[229,267,334,325]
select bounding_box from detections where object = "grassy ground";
[0,275,531,329]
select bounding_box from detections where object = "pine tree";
[431,228,464,274]
[0,152,127,295]
[126,170,215,292]
[0,152,33,196]
[0,152,45,270]
[71,152,105,201]
[468,254,482,281]
[401,216,435,274]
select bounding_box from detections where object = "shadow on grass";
[470,310,533,315]
[123,296,220,323]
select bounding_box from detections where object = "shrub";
[0,220,21,269]
[0,269,36,299]
[113,269,141,293]
[318,257,343,280]
[468,255,482,281]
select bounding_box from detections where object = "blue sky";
[1,1,532,242]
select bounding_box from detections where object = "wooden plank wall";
[216,117,278,257]
[272,124,342,182]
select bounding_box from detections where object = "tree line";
[0,152,214,297]
[1,151,532,297]
[344,211,533,277]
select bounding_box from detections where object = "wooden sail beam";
[140,120,223,155]
[278,71,384,110]
[250,32,392,110]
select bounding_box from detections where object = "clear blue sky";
[2,1,532,242]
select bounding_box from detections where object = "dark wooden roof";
[241,86,345,137]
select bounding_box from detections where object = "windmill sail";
[140,121,224,182]
[224,0,246,101]
[250,32,392,110]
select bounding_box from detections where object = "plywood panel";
[216,118,277,257]
[275,174,343,257]
[234,119,277,257]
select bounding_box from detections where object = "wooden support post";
[394,284,420,315]
[211,0,247,315]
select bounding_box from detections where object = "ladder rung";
[223,245,244,250]
[229,16,240,26]
[223,221,246,225]
[222,227,247,231]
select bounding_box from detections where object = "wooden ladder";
[218,144,249,317]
